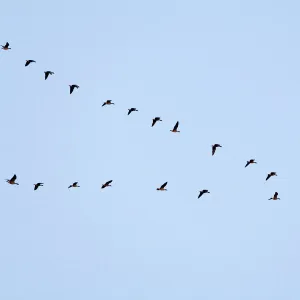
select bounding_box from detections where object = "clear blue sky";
[0,0,299,299]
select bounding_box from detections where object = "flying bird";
[25,60,36,67]
[212,144,222,156]
[69,84,79,94]
[266,172,277,181]
[152,117,162,127]
[170,121,180,133]
[1,42,11,50]
[268,192,280,200]
[245,159,257,168]
[101,180,113,189]
[198,189,210,198]
[6,174,19,185]
[34,183,44,190]
[102,100,115,107]
[128,108,138,115]
[44,71,54,80]
[157,181,168,191]
[68,182,80,189]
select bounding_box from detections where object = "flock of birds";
[1,42,281,201]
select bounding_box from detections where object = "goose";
[266,172,277,181]
[68,182,80,189]
[69,84,79,94]
[268,192,280,200]
[128,108,138,115]
[25,60,36,67]
[198,189,210,198]
[170,121,180,133]
[152,117,162,127]
[44,71,54,80]
[212,144,222,156]
[245,159,257,168]
[34,183,44,190]
[6,174,19,185]
[157,181,168,191]
[1,42,11,50]
[102,100,114,107]
[101,180,113,189]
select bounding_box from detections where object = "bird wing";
[25,61,29,66]
[198,191,204,198]
[173,121,179,130]
[11,174,17,181]
[74,182,78,185]
[160,182,168,189]
[70,86,74,94]
[34,185,38,190]
[274,192,278,197]
[128,109,132,115]
[45,72,49,80]
[106,180,113,185]
[152,119,157,127]
[102,102,106,107]
[212,146,216,156]
[266,174,271,181]
[245,161,250,168]
[5,42,9,47]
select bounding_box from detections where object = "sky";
[0,0,299,299]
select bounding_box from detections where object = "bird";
[68,182,80,189]
[268,192,280,200]
[102,100,115,107]
[170,121,180,133]
[5,174,19,185]
[198,189,210,198]
[1,42,11,50]
[69,84,79,94]
[266,172,277,181]
[25,60,36,67]
[157,181,168,191]
[212,144,222,156]
[34,183,44,190]
[44,71,54,80]
[101,180,113,189]
[245,159,257,168]
[128,108,138,115]
[152,117,162,127]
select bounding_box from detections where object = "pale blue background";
[0,0,299,299]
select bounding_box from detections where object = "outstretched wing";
[5,42,9,47]
[245,161,250,168]
[11,174,17,181]
[160,181,168,189]
[106,180,113,185]
[212,145,216,156]
[266,174,271,181]
[128,109,132,115]
[45,72,49,80]
[173,121,179,130]
[152,119,157,127]
[198,191,204,198]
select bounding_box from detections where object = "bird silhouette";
[152,117,162,127]
[266,172,277,181]
[1,42,11,50]
[6,174,19,185]
[128,108,138,115]
[245,159,257,168]
[212,144,222,156]
[68,182,80,189]
[268,192,280,200]
[34,183,44,190]
[102,100,115,107]
[44,71,54,80]
[157,181,168,191]
[170,121,180,133]
[25,60,36,67]
[69,84,79,94]
[198,189,210,198]
[101,180,113,189]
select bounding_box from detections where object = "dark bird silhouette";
[101,180,113,189]
[268,192,280,200]
[157,181,168,191]
[1,42,11,50]
[212,144,222,156]
[68,182,80,189]
[170,121,180,133]
[128,108,138,115]
[34,183,44,190]
[5,174,19,185]
[245,159,257,168]
[69,84,79,94]
[25,60,36,67]
[102,100,114,107]
[198,189,210,198]
[152,117,162,127]
[266,172,277,181]
[44,71,54,80]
